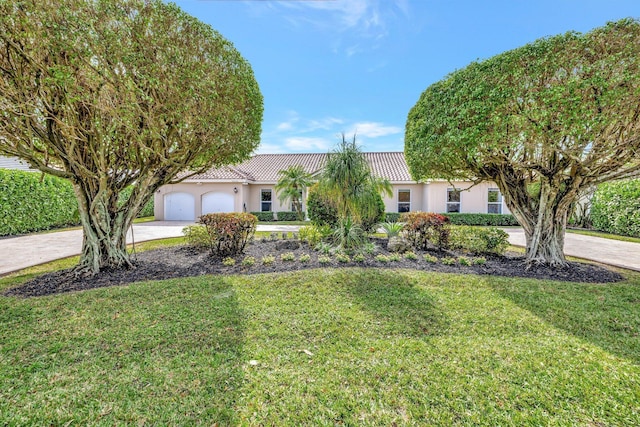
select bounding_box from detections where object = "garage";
[202,191,235,214]
[164,192,195,221]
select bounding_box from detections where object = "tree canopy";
[0,0,263,273]
[405,19,640,266]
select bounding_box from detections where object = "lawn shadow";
[489,275,640,365]
[341,269,450,338]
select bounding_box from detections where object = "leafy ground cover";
[0,264,639,425]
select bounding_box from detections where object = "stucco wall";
[382,184,425,213]
[154,182,243,221]
[425,181,510,214]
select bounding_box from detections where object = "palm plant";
[319,134,392,226]
[275,165,313,220]
[380,221,405,238]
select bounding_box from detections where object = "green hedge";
[119,186,154,218]
[276,211,301,221]
[0,169,79,236]
[250,211,275,222]
[591,180,640,237]
[385,212,401,223]
[442,213,519,226]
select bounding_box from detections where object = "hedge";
[250,211,275,222]
[0,169,79,236]
[276,211,301,221]
[119,186,154,218]
[385,212,401,223]
[442,213,519,226]
[591,180,640,237]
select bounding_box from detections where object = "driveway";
[1,223,639,276]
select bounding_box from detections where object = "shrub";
[276,211,300,222]
[401,211,450,250]
[359,242,378,255]
[404,251,418,260]
[375,254,390,263]
[360,192,386,233]
[353,253,366,263]
[442,213,519,226]
[298,253,311,263]
[307,183,339,228]
[385,212,401,223]
[388,253,401,262]
[182,225,211,249]
[318,255,332,265]
[222,257,236,266]
[379,221,405,238]
[423,254,438,263]
[261,255,275,265]
[458,256,471,266]
[315,242,333,255]
[241,256,256,267]
[299,225,331,246]
[198,213,257,257]
[591,180,640,237]
[280,252,295,262]
[336,253,351,263]
[448,226,509,255]
[441,257,457,265]
[332,217,366,250]
[250,211,275,222]
[472,257,487,265]
[0,169,79,236]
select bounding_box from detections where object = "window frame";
[397,189,411,213]
[487,188,502,214]
[260,189,272,212]
[446,188,461,213]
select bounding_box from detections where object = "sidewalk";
[0,221,301,276]
[1,223,639,276]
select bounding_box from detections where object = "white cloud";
[305,117,345,132]
[350,122,402,138]
[284,137,332,152]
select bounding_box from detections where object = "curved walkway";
[0,222,639,276]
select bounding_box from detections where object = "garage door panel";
[164,192,195,221]
[202,192,235,214]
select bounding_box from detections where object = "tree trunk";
[73,184,135,274]
[522,209,567,267]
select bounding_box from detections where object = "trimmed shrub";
[0,169,79,236]
[250,211,275,222]
[360,193,386,233]
[379,221,405,238]
[182,225,210,249]
[385,212,401,223]
[442,213,519,226]
[307,183,339,228]
[299,225,331,246]
[198,213,257,257]
[448,225,509,255]
[401,211,450,250]
[591,180,640,237]
[275,211,301,221]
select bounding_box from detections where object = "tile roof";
[186,152,414,183]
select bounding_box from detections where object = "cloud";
[350,122,402,138]
[284,137,332,152]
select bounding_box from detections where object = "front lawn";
[1,266,639,425]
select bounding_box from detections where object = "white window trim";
[260,189,272,212]
[446,188,461,213]
[397,189,411,213]
[487,188,502,214]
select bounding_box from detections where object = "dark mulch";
[4,238,624,298]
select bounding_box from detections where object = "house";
[0,155,34,171]
[154,152,510,221]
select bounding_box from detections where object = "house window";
[261,189,272,212]
[446,188,461,213]
[398,189,411,213]
[488,188,502,214]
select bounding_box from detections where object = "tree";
[275,165,313,221]
[405,19,640,267]
[318,134,391,230]
[0,0,263,273]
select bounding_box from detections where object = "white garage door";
[164,192,195,221]
[202,192,235,214]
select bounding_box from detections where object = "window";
[261,189,272,212]
[398,189,411,213]
[488,188,502,214]
[446,188,461,213]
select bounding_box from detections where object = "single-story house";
[154,152,510,221]
[0,155,34,171]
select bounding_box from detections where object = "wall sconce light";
[233,187,238,194]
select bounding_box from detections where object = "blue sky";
[174,0,640,154]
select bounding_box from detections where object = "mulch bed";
[4,238,623,298]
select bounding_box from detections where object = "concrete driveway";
[1,222,639,276]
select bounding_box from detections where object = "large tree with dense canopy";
[0,0,263,273]
[405,19,640,267]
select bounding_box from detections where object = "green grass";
[567,228,640,244]
[1,266,639,425]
